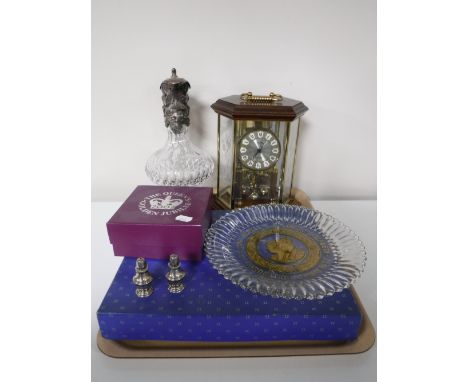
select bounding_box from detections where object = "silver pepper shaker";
[132,257,153,297]
[166,254,185,293]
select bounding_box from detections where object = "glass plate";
[205,204,366,300]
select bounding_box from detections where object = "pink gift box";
[107,186,212,262]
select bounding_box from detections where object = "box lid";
[97,256,362,341]
[107,186,212,246]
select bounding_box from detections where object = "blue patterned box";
[97,212,362,342]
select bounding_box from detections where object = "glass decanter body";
[146,125,214,186]
[145,69,213,186]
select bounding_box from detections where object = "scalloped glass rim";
[205,204,367,300]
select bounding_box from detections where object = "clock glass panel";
[216,118,297,209]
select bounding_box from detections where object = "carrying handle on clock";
[240,92,283,102]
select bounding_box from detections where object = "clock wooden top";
[211,95,308,121]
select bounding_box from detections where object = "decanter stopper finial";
[160,68,191,133]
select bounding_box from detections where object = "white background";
[92,0,376,201]
[2,1,468,382]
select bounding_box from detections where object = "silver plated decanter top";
[145,68,214,185]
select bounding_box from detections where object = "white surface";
[91,0,376,201]
[92,200,376,382]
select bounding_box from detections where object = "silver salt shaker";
[132,257,153,297]
[166,254,186,293]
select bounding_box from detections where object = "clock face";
[238,129,281,171]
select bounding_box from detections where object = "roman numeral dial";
[238,130,281,171]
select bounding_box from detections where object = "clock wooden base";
[211,187,313,210]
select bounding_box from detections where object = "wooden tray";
[96,189,375,358]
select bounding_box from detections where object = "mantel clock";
[211,92,308,209]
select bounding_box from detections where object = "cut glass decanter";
[145,69,214,186]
